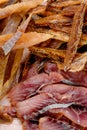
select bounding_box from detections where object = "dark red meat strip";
[16,93,56,120]
[39,116,78,130]
[23,121,38,130]
[39,83,87,107]
[49,107,87,127]
[61,70,87,87]
[44,62,87,87]
[8,72,63,105]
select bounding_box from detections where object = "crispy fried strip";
[2,5,46,55]
[0,32,53,49]
[0,30,87,50]
[49,24,71,34]
[0,0,43,19]
[1,49,23,99]
[0,30,87,49]
[0,13,22,98]
[61,5,79,16]
[45,30,69,42]
[31,27,69,42]
[0,0,8,5]
[2,14,21,34]
[0,55,9,97]
[2,14,32,55]
[70,52,87,72]
[51,0,82,8]
[30,46,65,60]
[64,1,87,70]
[35,14,72,26]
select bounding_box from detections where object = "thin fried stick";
[0,13,22,98]
[0,0,43,19]
[0,0,8,5]
[0,29,87,49]
[2,14,21,34]
[35,14,72,25]
[2,14,32,55]
[70,52,87,72]
[30,46,65,60]
[61,5,79,16]
[64,1,87,70]
[51,0,82,8]
[1,5,46,55]
[0,32,53,49]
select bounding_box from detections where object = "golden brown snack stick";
[0,0,8,5]
[0,32,53,49]
[51,0,82,8]
[0,0,43,19]
[64,1,87,70]
[35,14,72,26]
[70,52,87,72]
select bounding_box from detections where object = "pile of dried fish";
[0,0,87,130]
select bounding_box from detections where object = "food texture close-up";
[0,0,87,130]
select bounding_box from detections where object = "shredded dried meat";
[0,0,87,130]
[39,116,78,130]
[8,72,63,105]
[64,1,87,70]
[16,93,56,120]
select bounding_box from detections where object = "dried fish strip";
[69,52,87,72]
[0,13,22,99]
[1,49,23,99]
[2,14,32,55]
[1,4,46,55]
[0,55,9,97]
[35,14,72,26]
[0,32,53,49]
[61,5,79,16]
[51,0,82,8]
[0,0,87,129]
[2,14,21,34]
[0,0,43,19]
[0,0,9,5]
[64,1,87,70]
[29,46,65,61]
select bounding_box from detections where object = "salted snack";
[0,0,87,130]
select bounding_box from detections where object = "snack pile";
[0,0,87,130]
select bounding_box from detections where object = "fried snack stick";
[0,13,22,98]
[1,49,23,99]
[0,0,9,5]
[0,0,43,19]
[35,14,72,26]
[70,52,87,72]
[2,14,21,34]
[51,0,82,8]
[0,32,53,49]
[2,14,32,55]
[2,5,46,55]
[61,5,79,16]
[29,46,65,60]
[64,1,87,70]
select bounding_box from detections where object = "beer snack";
[0,0,87,130]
